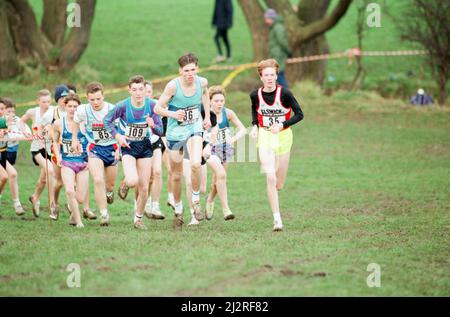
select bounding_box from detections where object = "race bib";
[216,128,229,144]
[92,123,111,141]
[179,106,200,126]
[125,123,147,141]
[61,139,81,157]
[262,115,285,128]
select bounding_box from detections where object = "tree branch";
[41,0,68,47]
[298,0,352,44]
[58,0,96,71]
[5,0,50,62]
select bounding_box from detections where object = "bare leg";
[136,158,152,217]
[275,152,291,190]
[207,156,229,211]
[61,166,83,226]
[183,159,193,211]
[6,162,19,201]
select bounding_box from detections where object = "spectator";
[212,0,233,63]
[410,88,434,106]
[264,8,292,88]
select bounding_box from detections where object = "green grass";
[0,83,449,296]
[0,0,443,104]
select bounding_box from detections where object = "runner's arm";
[227,109,246,143]
[103,103,126,138]
[281,89,304,129]
[154,81,179,119]
[51,120,62,164]
[201,78,211,128]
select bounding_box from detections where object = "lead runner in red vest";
[249,59,304,232]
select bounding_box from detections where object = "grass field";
[0,0,438,104]
[0,83,449,296]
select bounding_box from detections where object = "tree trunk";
[437,73,448,105]
[0,1,20,79]
[291,0,331,84]
[42,0,68,47]
[238,0,352,84]
[58,0,96,71]
[236,0,269,61]
[5,0,50,62]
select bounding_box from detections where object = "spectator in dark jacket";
[264,8,292,89]
[212,0,233,63]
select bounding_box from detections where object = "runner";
[120,81,166,220]
[182,104,217,226]
[154,53,211,230]
[71,81,119,226]
[103,75,163,230]
[4,99,29,215]
[249,59,304,232]
[20,89,56,218]
[39,84,71,219]
[205,85,246,221]
[0,98,23,215]
[52,93,89,228]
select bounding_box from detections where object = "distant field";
[0,0,436,104]
[0,83,449,296]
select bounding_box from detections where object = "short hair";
[0,97,14,108]
[257,59,280,76]
[37,89,51,99]
[64,93,81,105]
[66,83,77,93]
[178,53,198,68]
[144,81,153,88]
[128,75,145,87]
[209,86,226,100]
[3,97,16,109]
[86,81,104,95]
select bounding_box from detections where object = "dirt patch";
[280,269,304,277]
[312,272,327,277]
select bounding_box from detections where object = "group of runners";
[0,53,303,232]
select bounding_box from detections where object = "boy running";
[71,82,119,226]
[154,53,211,230]
[20,90,56,217]
[249,59,304,232]
[103,75,163,230]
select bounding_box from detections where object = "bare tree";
[398,0,449,105]
[237,0,352,84]
[0,0,96,80]
[350,0,368,90]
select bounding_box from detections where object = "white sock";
[168,192,174,202]
[146,196,152,204]
[152,201,160,209]
[192,191,200,204]
[134,213,143,223]
[100,209,108,217]
[13,198,21,205]
[134,199,137,211]
[175,201,183,215]
[273,212,282,225]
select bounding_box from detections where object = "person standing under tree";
[212,0,233,63]
[264,8,292,89]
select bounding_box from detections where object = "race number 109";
[225,301,269,313]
